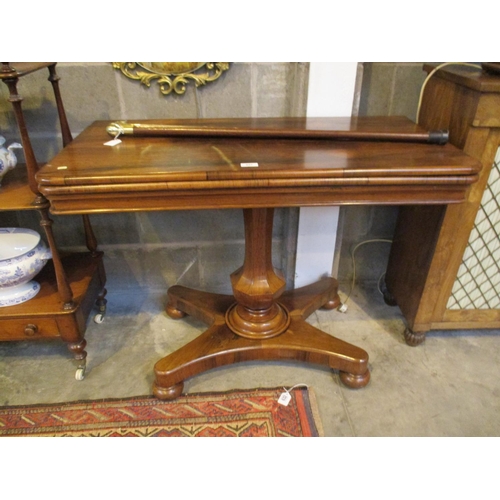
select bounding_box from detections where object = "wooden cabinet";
[386,63,500,345]
[0,62,107,379]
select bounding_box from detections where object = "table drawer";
[0,318,61,340]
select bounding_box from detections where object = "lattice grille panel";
[447,147,500,310]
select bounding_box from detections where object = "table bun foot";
[153,381,184,400]
[166,304,187,319]
[339,369,371,388]
[321,296,341,310]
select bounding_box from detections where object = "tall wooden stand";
[0,63,107,380]
[153,207,370,399]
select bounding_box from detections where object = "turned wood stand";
[36,117,480,399]
[154,207,369,399]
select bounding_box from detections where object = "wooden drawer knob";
[24,324,39,336]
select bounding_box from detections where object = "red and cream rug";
[0,387,323,437]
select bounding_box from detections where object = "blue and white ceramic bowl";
[0,228,52,307]
[0,135,22,186]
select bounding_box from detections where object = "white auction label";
[240,162,259,168]
[104,139,122,147]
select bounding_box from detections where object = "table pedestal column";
[153,208,370,400]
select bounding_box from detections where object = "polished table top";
[36,117,480,213]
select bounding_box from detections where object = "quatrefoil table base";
[153,209,370,400]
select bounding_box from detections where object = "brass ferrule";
[106,121,134,136]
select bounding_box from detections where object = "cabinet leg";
[381,280,398,306]
[404,327,426,346]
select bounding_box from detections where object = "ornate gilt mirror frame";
[112,62,230,96]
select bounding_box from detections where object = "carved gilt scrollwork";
[112,62,230,96]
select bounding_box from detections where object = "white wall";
[294,62,359,287]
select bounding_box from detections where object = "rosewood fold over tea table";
[36,117,480,399]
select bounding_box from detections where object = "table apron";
[40,184,473,214]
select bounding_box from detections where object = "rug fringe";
[307,388,325,437]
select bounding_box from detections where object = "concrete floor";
[1,282,500,437]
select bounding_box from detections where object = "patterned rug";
[0,387,323,437]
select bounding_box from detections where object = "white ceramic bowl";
[0,281,41,308]
[0,228,51,307]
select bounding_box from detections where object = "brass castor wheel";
[95,293,107,323]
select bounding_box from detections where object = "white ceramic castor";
[75,366,86,381]
[94,312,105,324]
